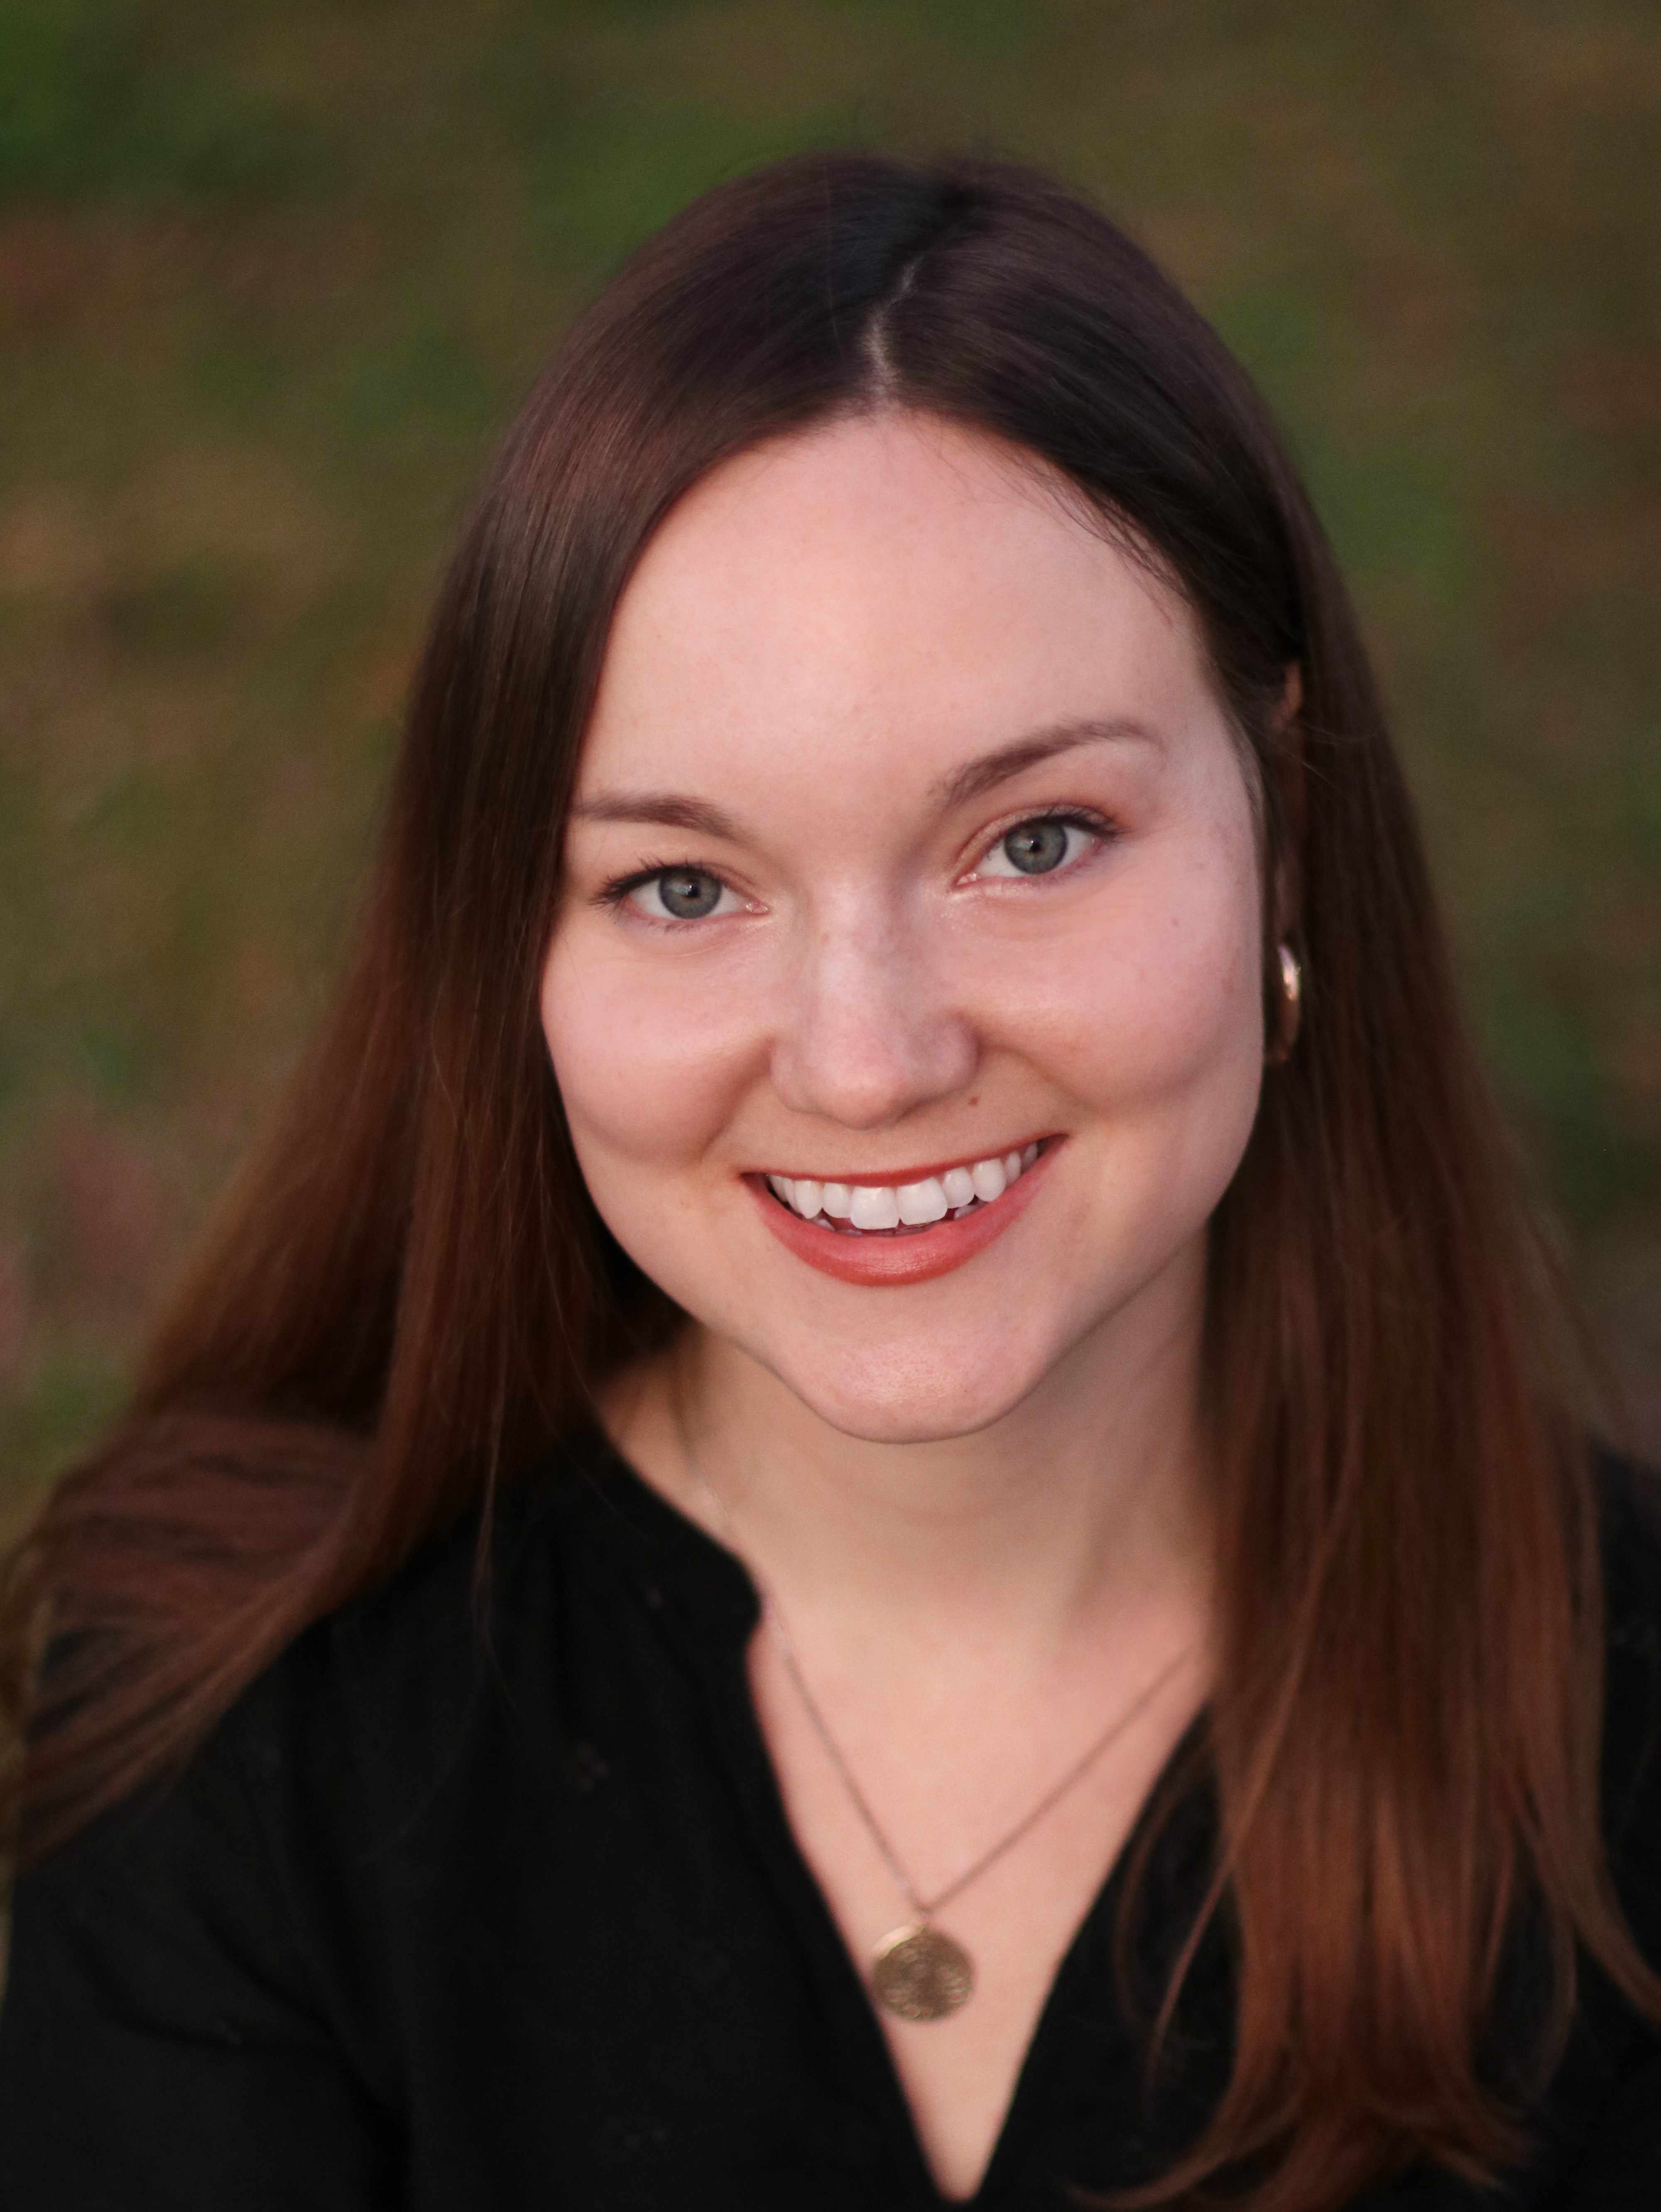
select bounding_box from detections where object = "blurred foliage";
[1,0,1658,1518]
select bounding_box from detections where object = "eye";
[973,815,1102,880]
[623,867,743,922]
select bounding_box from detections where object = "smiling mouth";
[762,1141,1046,1237]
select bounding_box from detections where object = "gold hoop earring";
[1266,942,1302,1065]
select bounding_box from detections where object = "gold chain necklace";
[676,1414,1195,2023]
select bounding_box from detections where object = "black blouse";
[3,1431,1661,2211]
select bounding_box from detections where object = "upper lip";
[750,1138,1052,1186]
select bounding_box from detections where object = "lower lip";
[745,1144,1060,1286]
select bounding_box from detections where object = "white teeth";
[896,1177,949,1225]
[766,1143,1042,1231]
[849,1184,902,1231]
[941,1165,976,1209]
[969,1155,1007,1203]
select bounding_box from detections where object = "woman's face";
[543,413,1267,1443]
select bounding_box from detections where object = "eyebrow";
[570,717,1159,841]
[569,792,746,840]
[932,717,1159,809]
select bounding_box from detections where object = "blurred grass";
[0,0,1658,1524]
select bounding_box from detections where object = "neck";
[610,1247,1214,1669]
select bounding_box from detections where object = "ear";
[1268,661,1305,941]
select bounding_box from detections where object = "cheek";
[994,867,1264,1121]
[988,866,1268,1293]
[538,928,759,1171]
[1014,894,1263,1322]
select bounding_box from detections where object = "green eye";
[1001,820,1071,874]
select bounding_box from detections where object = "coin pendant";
[871,1922,975,2021]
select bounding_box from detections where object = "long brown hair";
[2,152,1651,2207]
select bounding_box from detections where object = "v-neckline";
[585,1438,1213,2207]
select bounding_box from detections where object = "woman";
[0,152,1657,2211]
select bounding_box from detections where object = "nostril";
[769,1002,980,1130]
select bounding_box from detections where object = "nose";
[768,893,979,1131]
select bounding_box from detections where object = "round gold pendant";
[871,1922,975,2021]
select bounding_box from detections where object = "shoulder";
[1,1429,660,2094]
[228,1427,629,1812]
[1595,1447,1661,1951]
[1596,1446,1661,1770]
[27,1431,607,1856]
[1597,1441,1661,1588]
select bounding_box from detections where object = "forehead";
[579,411,1218,794]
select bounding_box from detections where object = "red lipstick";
[746,1141,1059,1287]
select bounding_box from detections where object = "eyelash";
[965,805,1115,879]
[595,857,729,910]
[593,807,1117,918]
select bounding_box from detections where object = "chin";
[754,1329,1059,1446]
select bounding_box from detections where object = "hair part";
[3,150,1654,2210]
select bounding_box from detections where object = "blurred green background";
[0,0,1657,1526]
